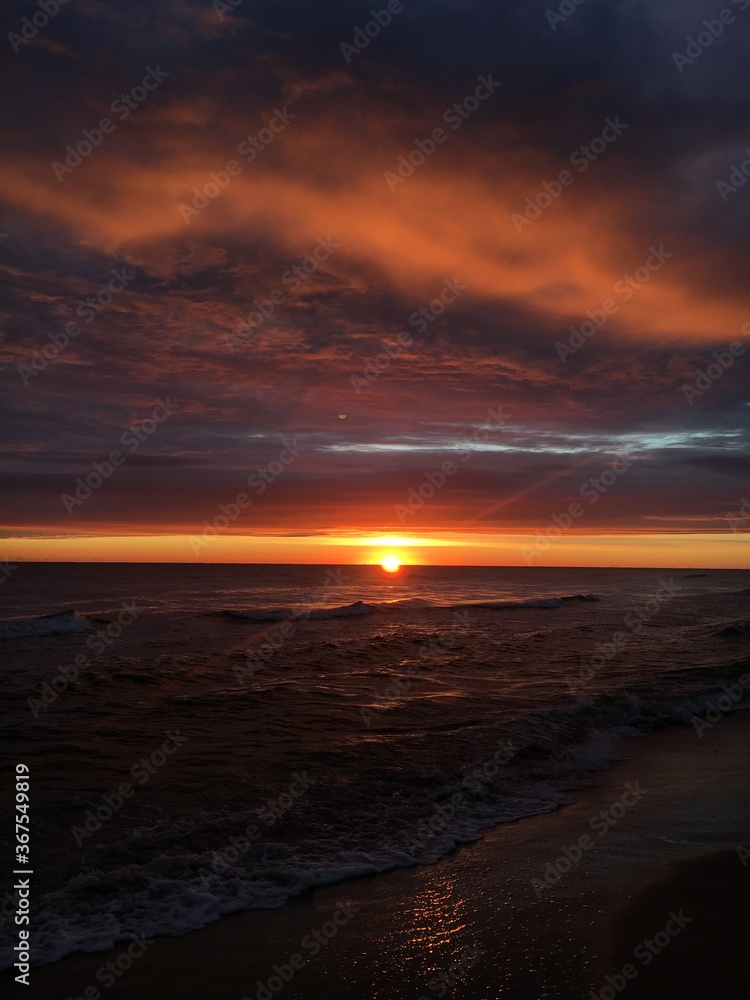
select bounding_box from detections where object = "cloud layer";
[1,0,748,553]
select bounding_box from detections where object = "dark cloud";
[0,0,748,551]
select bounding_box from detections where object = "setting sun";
[380,555,401,573]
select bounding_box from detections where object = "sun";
[380,555,401,573]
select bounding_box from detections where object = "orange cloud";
[4,95,748,348]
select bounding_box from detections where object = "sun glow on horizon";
[380,555,401,573]
[0,532,746,568]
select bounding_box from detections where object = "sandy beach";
[14,711,749,1000]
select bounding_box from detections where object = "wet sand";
[605,849,749,1000]
[13,713,750,999]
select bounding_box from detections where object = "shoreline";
[11,712,750,999]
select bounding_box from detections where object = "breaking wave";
[0,610,93,641]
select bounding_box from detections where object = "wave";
[462,593,599,611]
[470,598,566,609]
[0,609,93,641]
[220,600,375,622]
[0,593,598,643]
[218,594,600,621]
[6,662,748,969]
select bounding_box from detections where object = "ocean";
[1,564,749,970]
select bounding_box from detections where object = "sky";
[1,0,749,566]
